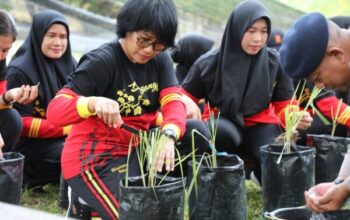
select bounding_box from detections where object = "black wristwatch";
[334,178,345,185]
[161,129,178,142]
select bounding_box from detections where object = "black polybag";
[0,152,24,204]
[119,175,185,220]
[187,154,247,220]
[260,144,315,212]
[307,134,350,183]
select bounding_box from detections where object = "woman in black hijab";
[171,33,214,84]
[6,10,76,189]
[181,0,312,182]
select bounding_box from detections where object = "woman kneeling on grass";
[47,0,209,219]
[6,10,76,190]
[181,0,313,183]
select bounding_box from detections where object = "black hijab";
[267,26,284,51]
[8,10,76,108]
[171,33,214,83]
[196,0,275,128]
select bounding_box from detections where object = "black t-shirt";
[67,40,177,116]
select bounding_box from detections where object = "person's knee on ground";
[179,119,210,155]
[211,117,242,154]
[0,108,22,152]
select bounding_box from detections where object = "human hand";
[297,111,313,130]
[0,133,4,149]
[182,94,201,120]
[305,182,348,213]
[7,84,39,105]
[88,97,123,128]
[154,135,175,172]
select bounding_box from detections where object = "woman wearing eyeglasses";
[46,0,209,219]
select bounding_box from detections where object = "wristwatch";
[334,178,345,185]
[161,129,178,142]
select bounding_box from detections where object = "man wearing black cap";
[280,12,350,213]
[280,12,350,90]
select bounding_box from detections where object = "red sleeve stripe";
[55,94,74,99]
[160,93,182,107]
[338,107,350,124]
[28,118,42,138]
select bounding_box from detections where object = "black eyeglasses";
[136,33,166,52]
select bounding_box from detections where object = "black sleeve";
[157,51,179,90]
[181,62,205,100]
[6,69,35,116]
[67,52,113,97]
[0,60,6,81]
[272,66,295,101]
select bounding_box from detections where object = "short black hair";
[0,9,17,41]
[116,0,178,47]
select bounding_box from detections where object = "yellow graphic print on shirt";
[116,81,158,116]
[33,99,46,118]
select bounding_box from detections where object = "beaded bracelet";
[2,92,12,105]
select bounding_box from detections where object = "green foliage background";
[62,0,350,18]
[278,0,350,17]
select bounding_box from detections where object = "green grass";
[247,180,264,220]
[21,180,263,219]
[21,184,65,216]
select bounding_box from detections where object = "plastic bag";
[0,152,24,204]
[188,154,247,220]
[261,144,315,212]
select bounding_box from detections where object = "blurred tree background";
[278,0,350,17]
[59,0,349,40]
[61,0,350,21]
[4,0,350,57]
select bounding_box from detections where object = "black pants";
[211,117,242,154]
[240,123,282,182]
[0,108,22,152]
[67,119,210,220]
[210,116,282,182]
[13,137,64,187]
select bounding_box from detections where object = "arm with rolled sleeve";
[159,86,186,140]
[47,87,96,127]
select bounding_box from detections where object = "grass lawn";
[20,180,263,219]
[21,184,66,216]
